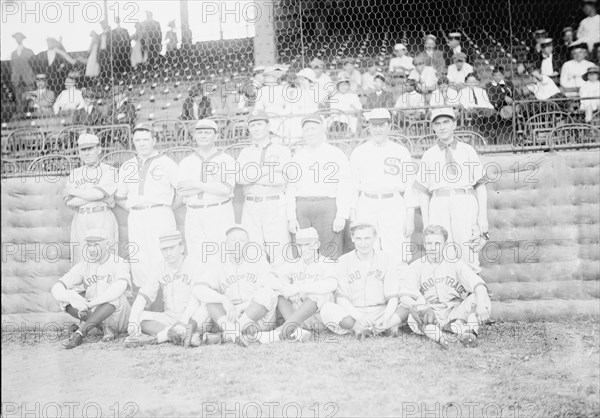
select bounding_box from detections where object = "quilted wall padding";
[1,150,599,329]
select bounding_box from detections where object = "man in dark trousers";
[10,32,35,114]
[142,11,162,65]
[111,17,131,78]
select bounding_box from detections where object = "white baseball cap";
[195,119,218,131]
[366,108,392,123]
[159,230,183,249]
[394,43,407,51]
[297,68,317,83]
[295,227,319,244]
[77,133,99,148]
[430,107,456,122]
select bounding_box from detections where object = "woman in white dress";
[131,22,145,69]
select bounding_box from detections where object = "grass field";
[2,318,599,418]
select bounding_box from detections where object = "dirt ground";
[2,318,599,418]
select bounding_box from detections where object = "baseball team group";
[52,105,492,350]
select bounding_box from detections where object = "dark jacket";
[105,101,137,127]
[181,96,212,120]
[442,43,476,68]
[11,47,36,85]
[485,80,515,110]
[72,106,105,126]
[416,49,446,76]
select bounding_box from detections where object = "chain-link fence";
[2,0,599,165]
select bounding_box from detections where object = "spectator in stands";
[561,41,596,90]
[75,31,101,80]
[460,73,496,138]
[443,32,473,67]
[594,44,600,65]
[98,20,112,80]
[283,68,321,141]
[35,37,77,96]
[165,20,178,64]
[557,27,575,63]
[446,53,474,86]
[337,59,362,94]
[361,62,379,94]
[105,89,136,127]
[577,0,600,52]
[254,64,289,136]
[389,43,414,75]
[53,74,85,116]
[142,10,163,65]
[536,38,561,80]
[310,58,333,105]
[181,85,212,121]
[131,22,146,69]
[72,88,104,126]
[329,78,362,133]
[111,17,132,77]
[394,78,427,120]
[531,29,549,56]
[365,73,394,109]
[408,56,438,94]
[526,66,565,102]
[25,74,55,115]
[429,77,460,108]
[416,34,446,77]
[579,65,600,122]
[486,67,515,116]
[10,32,35,114]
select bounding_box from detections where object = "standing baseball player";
[287,114,352,260]
[399,224,491,348]
[63,133,118,264]
[257,227,338,344]
[237,110,292,266]
[125,230,210,347]
[191,225,281,346]
[115,123,179,288]
[414,107,489,273]
[320,221,409,339]
[177,119,236,260]
[349,108,417,261]
[51,229,132,349]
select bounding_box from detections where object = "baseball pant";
[128,206,176,288]
[140,306,211,329]
[185,202,235,261]
[356,193,409,261]
[407,294,482,335]
[242,197,291,266]
[235,287,279,332]
[429,191,481,273]
[70,210,119,264]
[320,303,388,335]
[61,294,131,333]
[296,198,344,260]
[290,293,332,329]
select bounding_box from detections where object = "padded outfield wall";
[1,150,599,329]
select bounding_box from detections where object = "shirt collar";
[438,138,458,150]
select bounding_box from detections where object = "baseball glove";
[167,323,187,346]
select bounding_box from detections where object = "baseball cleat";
[62,332,83,350]
[353,328,373,341]
[202,332,223,345]
[124,334,157,348]
[291,328,312,343]
[234,335,250,348]
[101,324,115,342]
[189,332,202,347]
[459,331,478,348]
[438,338,450,350]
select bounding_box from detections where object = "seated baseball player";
[51,229,132,350]
[191,224,281,347]
[257,227,338,344]
[125,230,211,347]
[320,221,409,339]
[399,224,492,349]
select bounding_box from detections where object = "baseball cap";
[301,113,324,126]
[35,74,47,80]
[394,43,407,51]
[310,58,326,69]
[85,229,109,242]
[431,107,456,122]
[453,52,467,62]
[264,64,290,76]
[366,108,391,124]
[195,119,218,131]
[534,29,548,37]
[158,230,183,249]
[336,78,351,87]
[562,26,574,34]
[349,220,377,233]
[424,34,437,42]
[295,227,319,244]
[133,123,153,133]
[540,38,553,48]
[297,68,317,83]
[225,224,249,237]
[78,133,99,148]
[247,109,269,124]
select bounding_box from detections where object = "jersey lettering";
[383,157,402,175]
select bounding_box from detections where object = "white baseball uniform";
[320,250,401,334]
[237,141,292,265]
[178,150,236,260]
[116,152,178,288]
[415,140,486,272]
[399,256,488,335]
[58,255,132,332]
[350,139,418,260]
[66,163,119,264]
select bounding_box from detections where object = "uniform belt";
[296,196,332,201]
[78,206,110,214]
[245,195,282,202]
[187,199,231,209]
[131,204,169,210]
[432,188,473,197]
[360,191,403,199]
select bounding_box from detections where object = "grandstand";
[1,0,599,172]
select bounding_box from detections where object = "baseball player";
[320,221,409,339]
[399,224,492,349]
[125,230,211,347]
[191,225,281,346]
[287,114,352,260]
[63,133,118,264]
[177,119,236,260]
[237,110,292,266]
[257,227,338,344]
[349,108,417,260]
[414,107,489,273]
[50,229,132,349]
[115,123,179,288]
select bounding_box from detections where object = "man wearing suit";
[105,90,136,127]
[72,88,104,126]
[180,85,212,120]
[142,11,162,65]
[10,32,36,113]
[33,38,75,97]
[416,34,446,77]
[442,32,475,68]
[364,74,394,109]
[534,38,562,82]
[111,17,131,77]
